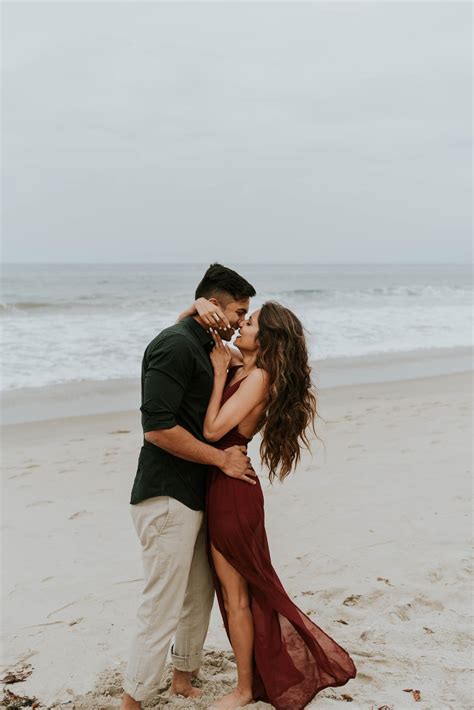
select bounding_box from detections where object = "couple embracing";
[121,264,356,710]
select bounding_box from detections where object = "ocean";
[1,263,472,391]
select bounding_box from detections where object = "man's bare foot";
[171,668,202,698]
[208,688,253,710]
[171,683,202,698]
[120,692,141,710]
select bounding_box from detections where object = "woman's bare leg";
[209,543,254,710]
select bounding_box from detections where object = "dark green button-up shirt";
[130,317,215,510]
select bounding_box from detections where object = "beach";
[3,0,472,702]
[2,365,472,709]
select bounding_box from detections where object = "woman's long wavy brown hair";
[256,302,318,483]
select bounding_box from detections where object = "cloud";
[2,1,471,263]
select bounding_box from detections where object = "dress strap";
[225,364,244,388]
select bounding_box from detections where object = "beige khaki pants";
[123,495,214,702]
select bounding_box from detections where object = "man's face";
[213,297,250,341]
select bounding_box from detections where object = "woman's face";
[234,309,260,353]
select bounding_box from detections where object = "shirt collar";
[184,316,214,353]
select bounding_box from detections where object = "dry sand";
[1,371,472,709]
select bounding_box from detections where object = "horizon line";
[2,261,472,267]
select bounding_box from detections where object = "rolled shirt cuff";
[142,416,177,433]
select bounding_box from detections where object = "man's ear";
[208,297,219,306]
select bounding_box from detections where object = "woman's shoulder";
[244,367,269,390]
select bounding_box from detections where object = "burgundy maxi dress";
[206,367,357,710]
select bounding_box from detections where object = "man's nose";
[237,316,246,327]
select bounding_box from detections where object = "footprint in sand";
[459,558,473,577]
[359,628,376,641]
[343,594,362,606]
[68,617,84,626]
[351,671,372,684]
[9,470,34,480]
[68,510,93,520]
[295,554,310,562]
[112,578,143,586]
[389,594,443,622]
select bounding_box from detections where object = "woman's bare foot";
[209,687,253,710]
[120,692,141,710]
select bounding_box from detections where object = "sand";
[1,370,472,709]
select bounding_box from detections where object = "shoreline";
[1,345,472,425]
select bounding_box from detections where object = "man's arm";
[145,426,255,483]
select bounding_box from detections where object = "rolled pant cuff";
[123,677,163,702]
[170,644,202,672]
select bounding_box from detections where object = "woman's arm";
[204,332,267,442]
[176,297,231,330]
[228,345,243,367]
[204,368,229,441]
[176,303,197,323]
[204,369,267,442]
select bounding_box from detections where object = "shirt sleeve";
[140,334,194,433]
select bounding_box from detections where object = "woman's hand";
[194,298,231,331]
[209,328,232,376]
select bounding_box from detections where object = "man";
[121,264,257,709]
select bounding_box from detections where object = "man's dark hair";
[195,263,256,301]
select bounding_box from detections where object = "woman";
[185,299,357,710]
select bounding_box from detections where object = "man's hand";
[221,445,257,485]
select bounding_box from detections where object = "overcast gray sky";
[2,1,472,264]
